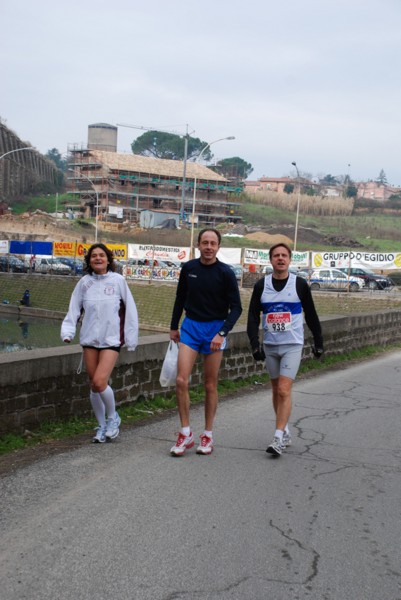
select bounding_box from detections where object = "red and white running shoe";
[196,434,214,455]
[170,432,194,456]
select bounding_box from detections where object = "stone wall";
[1,310,401,435]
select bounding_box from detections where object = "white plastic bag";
[159,341,179,387]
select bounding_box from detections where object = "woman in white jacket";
[61,243,139,443]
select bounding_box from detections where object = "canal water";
[0,314,159,353]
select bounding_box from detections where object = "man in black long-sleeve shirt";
[169,228,242,456]
[247,242,323,457]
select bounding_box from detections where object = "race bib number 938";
[266,312,292,332]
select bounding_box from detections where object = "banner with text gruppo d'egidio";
[312,251,401,270]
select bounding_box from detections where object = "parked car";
[57,257,84,275]
[228,264,243,281]
[309,268,364,292]
[261,266,309,279]
[0,256,27,273]
[262,266,273,274]
[35,258,72,275]
[337,267,394,290]
[294,269,313,280]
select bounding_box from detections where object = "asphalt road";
[1,352,401,600]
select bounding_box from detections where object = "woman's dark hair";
[269,242,292,260]
[198,228,221,245]
[84,243,115,274]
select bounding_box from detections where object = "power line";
[116,123,194,137]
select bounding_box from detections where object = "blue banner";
[9,241,53,255]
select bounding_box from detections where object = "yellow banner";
[76,243,127,260]
[53,242,77,257]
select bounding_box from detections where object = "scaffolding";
[67,146,242,225]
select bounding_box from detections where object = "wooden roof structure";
[89,150,227,183]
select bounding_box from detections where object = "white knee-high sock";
[99,385,116,419]
[90,391,106,428]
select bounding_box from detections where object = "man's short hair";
[269,242,292,260]
[198,228,221,245]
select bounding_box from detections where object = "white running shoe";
[266,436,285,457]
[282,431,292,447]
[106,412,121,440]
[92,426,107,443]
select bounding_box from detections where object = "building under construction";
[67,123,242,227]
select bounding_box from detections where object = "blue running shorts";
[263,343,303,380]
[180,317,227,355]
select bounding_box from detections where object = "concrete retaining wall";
[1,310,401,435]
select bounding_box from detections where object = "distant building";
[321,186,341,197]
[67,148,243,226]
[356,181,401,201]
[250,177,294,194]
[67,123,242,227]
[244,176,320,195]
[243,180,262,194]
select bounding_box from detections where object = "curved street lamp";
[69,168,100,242]
[0,146,36,161]
[291,161,301,251]
[0,147,37,215]
[189,136,235,257]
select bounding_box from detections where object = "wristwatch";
[218,330,227,337]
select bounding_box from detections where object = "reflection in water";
[0,314,157,353]
[18,320,29,338]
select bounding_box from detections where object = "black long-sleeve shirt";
[170,258,242,335]
[247,275,323,351]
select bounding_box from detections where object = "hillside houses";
[244,176,401,201]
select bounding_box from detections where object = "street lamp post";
[291,161,301,251]
[189,136,235,257]
[69,168,100,242]
[0,146,36,161]
[0,147,37,214]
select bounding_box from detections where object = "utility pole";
[181,125,189,220]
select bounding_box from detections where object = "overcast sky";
[2,0,401,185]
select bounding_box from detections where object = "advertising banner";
[243,248,270,265]
[76,243,128,260]
[311,251,401,270]
[217,248,242,264]
[53,242,77,257]
[194,247,242,264]
[124,264,181,282]
[243,248,309,268]
[9,241,53,255]
[291,251,310,268]
[127,244,190,263]
[0,240,9,254]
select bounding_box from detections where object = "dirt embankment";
[0,212,79,242]
[0,212,362,248]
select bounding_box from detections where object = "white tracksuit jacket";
[61,271,139,350]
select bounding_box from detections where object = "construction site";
[67,123,243,227]
[0,121,244,230]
